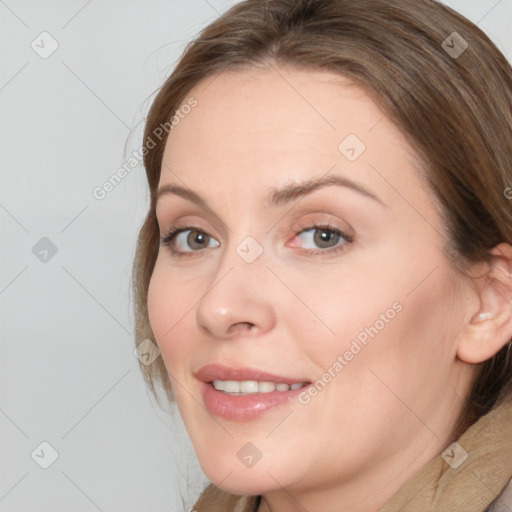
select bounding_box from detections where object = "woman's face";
[148,66,478,506]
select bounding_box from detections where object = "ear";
[457,243,512,364]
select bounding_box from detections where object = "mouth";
[196,364,312,421]
[211,379,307,395]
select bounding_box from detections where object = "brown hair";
[132,0,512,470]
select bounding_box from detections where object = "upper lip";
[195,364,310,385]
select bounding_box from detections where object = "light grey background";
[1,1,511,511]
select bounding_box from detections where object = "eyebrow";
[156,174,385,210]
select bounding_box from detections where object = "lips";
[195,364,312,421]
[195,364,309,385]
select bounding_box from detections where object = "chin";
[198,455,295,496]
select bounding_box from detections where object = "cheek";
[147,261,197,370]
[289,261,458,459]
[290,265,402,358]
[147,263,170,342]
[300,245,455,380]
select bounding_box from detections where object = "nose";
[195,246,277,340]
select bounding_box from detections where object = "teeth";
[259,381,275,393]
[211,380,306,394]
[223,380,240,393]
[240,381,259,393]
[212,379,225,391]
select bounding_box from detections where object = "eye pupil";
[314,228,339,248]
[188,230,209,249]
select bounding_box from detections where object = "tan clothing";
[193,398,512,511]
[378,398,512,512]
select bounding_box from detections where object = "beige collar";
[378,398,512,511]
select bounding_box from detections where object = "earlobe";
[457,243,512,364]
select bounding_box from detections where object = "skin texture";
[147,65,512,512]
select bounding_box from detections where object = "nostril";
[230,322,255,332]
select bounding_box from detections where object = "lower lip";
[201,381,309,421]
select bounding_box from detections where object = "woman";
[132,0,512,510]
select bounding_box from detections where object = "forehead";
[159,65,420,204]
[165,66,383,153]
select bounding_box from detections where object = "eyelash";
[160,222,353,258]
